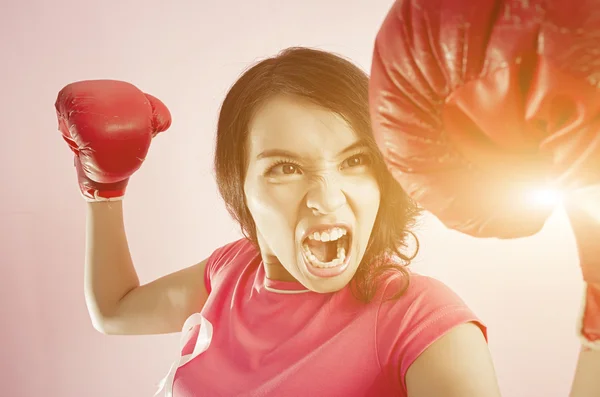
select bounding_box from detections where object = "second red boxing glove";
[55,80,172,201]
[369,0,600,348]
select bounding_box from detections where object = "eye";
[266,161,302,176]
[342,153,371,169]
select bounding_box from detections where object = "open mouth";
[301,226,351,269]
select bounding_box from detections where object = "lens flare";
[526,187,564,207]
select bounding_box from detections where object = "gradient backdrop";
[0,0,585,396]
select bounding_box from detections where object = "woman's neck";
[262,255,298,283]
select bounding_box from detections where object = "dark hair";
[214,47,422,302]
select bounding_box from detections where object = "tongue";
[306,239,337,263]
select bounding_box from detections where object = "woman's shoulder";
[209,237,257,261]
[205,237,260,285]
[375,271,488,391]
[378,270,477,317]
[376,269,487,345]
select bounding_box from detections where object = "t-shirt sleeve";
[376,274,487,392]
[203,238,252,294]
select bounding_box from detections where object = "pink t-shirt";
[171,238,486,396]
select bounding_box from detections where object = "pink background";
[1,0,584,396]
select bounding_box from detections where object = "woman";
[57,47,501,396]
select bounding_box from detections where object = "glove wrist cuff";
[576,284,600,351]
[79,187,126,202]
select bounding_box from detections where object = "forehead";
[246,95,358,157]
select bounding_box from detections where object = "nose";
[305,175,347,215]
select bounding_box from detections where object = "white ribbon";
[154,313,214,396]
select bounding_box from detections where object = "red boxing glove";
[55,80,171,201]
[370,0,600,348]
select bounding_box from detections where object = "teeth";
[308,227,347,242]
[302,236,348,269]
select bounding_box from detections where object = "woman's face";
[244,94,381,293]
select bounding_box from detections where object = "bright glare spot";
[527,187,564,207]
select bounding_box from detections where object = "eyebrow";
[256,140,369,160]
